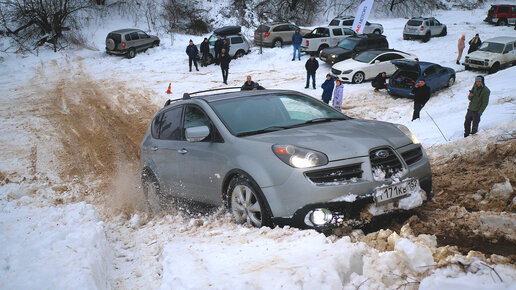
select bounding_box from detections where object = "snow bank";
[0,183,112,289]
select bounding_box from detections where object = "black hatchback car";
[319,34,388,65]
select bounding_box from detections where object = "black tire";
[422,33,430,43]
[273,38,283,48]
[489,62,500,74]
[465,65,470,71]
[373,29,381,35]
[497,18,508,26]
[317,44,328,55]
[447,76,455,87]
[127,48,136,59]
[235,50,245,59]
[152,41,159,48]
[440,27,447,36]
[403,34,409,40]
[227,175,272,228]
[142,172,163,214]
[352,71,365,84]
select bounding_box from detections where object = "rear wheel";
[273,38,283,48]
[227,175,271,228]
[352,71,365,84]
[447,76,455,87]
[489,62,500,74]
[127,48,136,59]
[422,32,430,43]
[497,18,508,26]
[142,173,163,214]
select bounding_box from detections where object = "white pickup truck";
[301,26,356,55]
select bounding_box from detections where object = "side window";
[130,32,139,40]
[343,28,355,35]
[159,107,183,140]
[343,20,353,26]
[273,25,289,32]
[137,31,149,39]
[423,66,437,76]
[434,19,441,26]
[512,7,516,13]
[151,113,162,139]
[183,106,221,142]
[499,7,509,13]
[288,25,298,31]
[231,37,243,44]
[333,28,343,36]
[377,53,400,62]
[428,20,435,26]
[503,42,513,53]
[125,34,131,41]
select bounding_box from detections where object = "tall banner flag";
[352,0,375,34]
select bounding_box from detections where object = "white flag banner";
[352,0,375,34]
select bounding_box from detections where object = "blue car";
[387,60,455,98]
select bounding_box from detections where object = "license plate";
[375,179,419,204]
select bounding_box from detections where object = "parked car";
[403,17,447,43]
[254,22,310,48]
[464,36,516,74]
[387,60,455,98]
[329,16,384,35]
[105,28,160,58]
[301,26,356,55]
[196,26,251,64]
[319,34,388,65]
[484,4,516,26]
[331,49,417,83]
[140,88,433,230]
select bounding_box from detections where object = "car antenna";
[183,93,191,100]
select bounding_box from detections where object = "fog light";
[310,208,333,226]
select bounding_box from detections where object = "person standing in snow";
[214,36,223,65]
[321,74,334,104]
[457,34,465,65]
[464,75,490,137]
[291,29,302,61]
[332,79,344,110]
[200,38,210,67]
[305,54,319,89]
[185,40,199,72]
[220,48,231,85]
[372,72,387,92]
[222,37,231,55]
[468,34,482,54]
[411,79,431,121]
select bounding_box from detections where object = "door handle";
[151,146,158,151]
[178,148,188,154]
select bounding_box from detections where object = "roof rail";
[183,87,243,99]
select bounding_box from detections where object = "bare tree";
[0,0,91,52]
[161,0,208,34]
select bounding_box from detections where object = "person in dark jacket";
[464,75,490,137]
[220,48,231,84]
[292,29,303,61]
[200,38,210,67]
[305,54,319,89]
[321,74,334,104]
[222,37,230,54]
[241,76,265,90]
[214,36,223,65]
[372,72,387,92]
[468,34,482,54]
[411,79,431,121]
[185,40,199,72]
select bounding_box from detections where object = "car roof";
[484,36,516,43]
[265,22,293,26]
[409,17,435,20]
[111,28,141,34]
[359,49,405,55]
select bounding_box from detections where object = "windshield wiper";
[236,126,290,137]
[302,117,347,125]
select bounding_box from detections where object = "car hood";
[467,50,501,60]
[244,119,411,161]
[332,58,366,71]
[322,47,352,56]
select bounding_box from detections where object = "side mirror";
[374,60,380,64]
[185,126,210,142]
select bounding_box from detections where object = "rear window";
[407,20,422,26]
[329,19,340,26]
[107,33,121,44]
[256,25,270,33]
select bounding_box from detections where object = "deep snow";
[1,3,516,290]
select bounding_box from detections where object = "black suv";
[319,34,388,65]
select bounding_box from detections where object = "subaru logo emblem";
[375,150,390,159]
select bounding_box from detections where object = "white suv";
[464,36,516,74]
[329,17,384,35]
[403,17,447,42]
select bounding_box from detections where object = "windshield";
[210,94,348,136]
[353,51,379,63]
[208,35,218,46]
[337,38,359,50]
[478,42,505,53]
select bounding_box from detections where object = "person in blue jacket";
[186,39,199,72]
[321,74,334,104]
[291,29,302,61]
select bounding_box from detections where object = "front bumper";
[484,17,497,24]
[273,174,433,230]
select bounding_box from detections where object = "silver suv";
[105,28,160,58]
[254,22,310,48]
[403,17,447,42]
[140,89,433,230]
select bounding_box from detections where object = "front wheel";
[489,62,500,74]
[373,29,381,35]
[227,176,271,228]
[352,72,365,84]
[440,27,447,36]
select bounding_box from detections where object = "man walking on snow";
[411,79,430,121]
[186,40,199,72]
[305,54,319,89]
[464,75,490,137]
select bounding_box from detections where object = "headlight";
[395,124,420,144]
[272,145,328,168]
[331,55,336,58]
[342,69,353,74]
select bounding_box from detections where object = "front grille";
[470,59,485,65]
[331,68,342,75]
[401,147,423,165]
[305,164,363,184]
[370,148,403,178]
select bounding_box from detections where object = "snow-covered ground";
[1,3,515,289]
